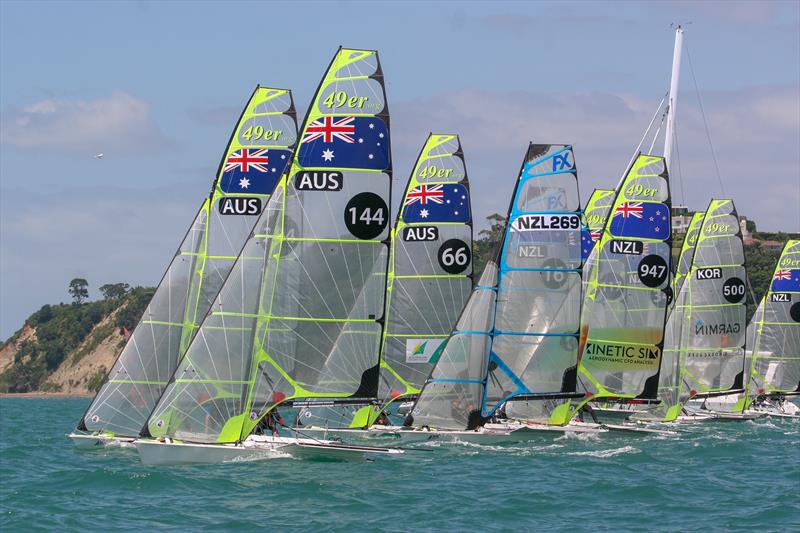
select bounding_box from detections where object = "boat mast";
[663,25,684,172]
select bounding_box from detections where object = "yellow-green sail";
[746,240,800,401]
[573,154,672,413]
[80,87,297,438]
[377,134,473,404]
[147,49,392,444]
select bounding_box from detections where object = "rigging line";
[685,42,726,196]
[673,123,686,206]
[617,92,668,190]
[648,110,668,155]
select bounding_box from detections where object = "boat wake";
[566,445,641,458]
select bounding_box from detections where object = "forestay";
[146,49,391,444]
[80,87,297,437]
[378,134,473,402]
[577,154,672,403]
[747,240,800,398]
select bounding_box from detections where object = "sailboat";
[703,239,800,418]
[68,87,298,448]
[291,133,474,442]
[134,48,404,464]
[632,199,753,423]
[744,239,800,417]
[403,143,603,443]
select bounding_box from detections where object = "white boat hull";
[67,433,136,449]
[487,421,608,434]
[288,426,434,444]
[134,435,402,465]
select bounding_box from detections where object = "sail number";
[323,91,369,109]
[722,277,746,303]
[241,125,283,141]
[637,255,668,287]
[541,258,568,289]
[438,239,471,274]
[625,184,657,197]
[344,192,388,240]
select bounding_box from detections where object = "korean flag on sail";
[219,148,292,194]
[402,183,470,223]
[609,202,671,240]
[297,115,389,170]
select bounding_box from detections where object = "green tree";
[99,282,130,300]
[68,278,89,304]
[472,213,506,277]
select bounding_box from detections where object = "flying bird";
[93,153,104,159]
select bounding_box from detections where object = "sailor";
[256,391,286,437]
[374,409,391,426]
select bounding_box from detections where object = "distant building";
[671,205,693,235]
[739,216,754,245]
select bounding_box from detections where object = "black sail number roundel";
[437,238,471,274]
[722,277,746,303]
[791,302,800,323]
[637,254,669,288]
[541,258,568,289]
[344,192,388,240]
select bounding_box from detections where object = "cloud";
[0,92,171,156]
[391,84,800,234]
[188,104,242,127]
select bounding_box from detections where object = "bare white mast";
[663,25,684,172]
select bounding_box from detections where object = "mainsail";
[146,48,392,444]
[576,154,672,405]
[79,87,297,437]
[648,200,745,421]
[747,240,800,399]
[411,144,581,430]
[378,134,473,403]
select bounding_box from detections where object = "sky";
[1,0,798,338]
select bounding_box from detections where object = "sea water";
[1,398,798,532]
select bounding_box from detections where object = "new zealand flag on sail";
[772,269,800,292]
[402,183,470,223]
[219,148,292,194]
[581,227,602,260]
[609,202,670,240]
[296,116,389,170]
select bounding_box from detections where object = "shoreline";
[0,392,93,398]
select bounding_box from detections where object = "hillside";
[0,286,154,394]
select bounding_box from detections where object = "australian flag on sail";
[402,183,470,223]
[609,201,670,241]
[772,269,800,292]
[219,148,292,194]
[581,228,602,260]
[297,116,389,170]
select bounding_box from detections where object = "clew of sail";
[146,49,392,444]
[378,134,473,404]
[80,87,297,438]
[747,240,800,399]
[575,154,672,407]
